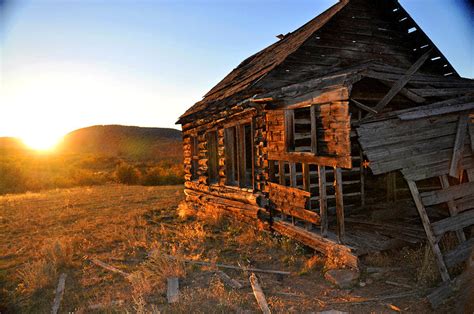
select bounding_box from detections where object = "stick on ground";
[216,270,243,289]
[90,258,129,277]
[51,273,67,314]
[250,273,271,314]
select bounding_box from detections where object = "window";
[285,106,318,154]
[224,122,253,188]
[206,131,219,184]
[190,136,199,180]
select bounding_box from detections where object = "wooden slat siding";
[431,210,474,237]
[334,167,345,243]
[319,166,328,237]
[285,110,295,152]
[406,180,450,282]
[444,237,474,268]
[421,181,474,207]
[439,175,466,243]
[310,105,318,154]
[454,194,474,213]
[373,49,432,112]
[449,114,469,177]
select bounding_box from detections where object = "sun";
[20,133,63,152]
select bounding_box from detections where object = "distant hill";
[58,125,182,161]
[0,137,28,154]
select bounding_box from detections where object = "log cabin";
[176,0,474,292]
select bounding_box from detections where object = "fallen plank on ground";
[90,258,129,277]
[51,273,67,314]
[250,273,271,314]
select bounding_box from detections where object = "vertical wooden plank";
[318,165,328,237]
[334,167,345,243]
[302,163,312,230]
[289,162,297,188]
[167,277,180,303]
[278,161,285,186]
[407,180,450,282]
[467,169,474,182]
[289,162,297,225]
[439,175,466,243]
[278,161,287,220]
[285,110,295,152]
[251,118,256,190]
[310,105,318,154]
[449,114,469,178]
[358,109,366,207]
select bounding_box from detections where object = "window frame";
[285,105,318,155]
[206,130,219,184]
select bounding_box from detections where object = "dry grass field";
[0,184,453,313]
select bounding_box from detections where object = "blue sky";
[0,0,472,144]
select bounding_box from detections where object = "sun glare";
[21,133,63,152]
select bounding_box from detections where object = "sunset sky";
[0,0,472,148]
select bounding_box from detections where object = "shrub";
[114,162,141,185]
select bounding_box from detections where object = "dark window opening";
[190,136,199,181]
[207,131,219,184]
[286,106,318,154]
[224,122,253,188]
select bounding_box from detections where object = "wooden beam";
[289,162,297,188]
[421,181,474,207]
[378,80,426,103]
[431,210,474,237]
[449,114,469,177]
[334,167,345,243]
[374,49,433,112]
[406,180,450,282]
[318,166,328,237]
[439,175,466,243]
[302,163,312,230]
[351,99,378,115]
[398,102,474,121]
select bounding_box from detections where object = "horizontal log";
[421,182,474,207]
[184,181,258,205]
[267,151,352,169]
[272,220,358,269]
[431,209,474,237]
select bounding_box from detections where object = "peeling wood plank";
[449,114,469,177]
[216,270,243,289]
[334,167,345,243]
[373,49,432,112]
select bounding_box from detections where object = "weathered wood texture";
[357,110,474,178]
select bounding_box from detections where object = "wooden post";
[318,165,328,237]
[439,175,466,243]
[406,180,450,282]
[289,162,297,225]
[302,163,312,230]
[358,110,366,207]
[278,161,287,220]
[310,105,318,154]
[285,110,295,151]
[334,167,345,243]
